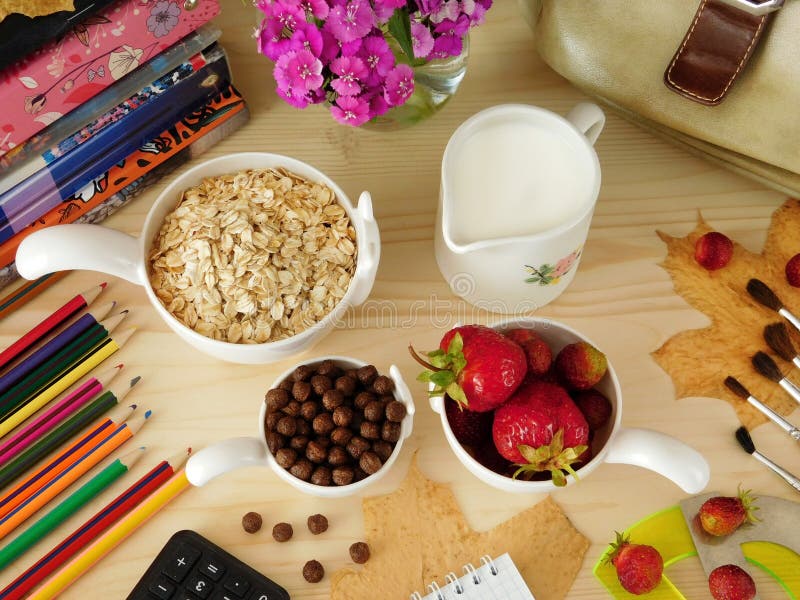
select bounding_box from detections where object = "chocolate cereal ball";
[335,375,357,396]
[385,401,406,423]
[307,513,328,535]
[289,435,310,452]
[330,426,353,446]
[356,365,378,386]
[276,416,297,437]
[354,391,376,410]
[266,388,290,411]
[278,379,294,392]
[300,400,318,422]
[310,374,332,395]
[363,401,384,423]
[381,421,401,443]
[275,447,297,469]
[266,432,285,455]
[282,401,301,417]
[289,458,313,481]
[293,364,314,382]
[372,375,394,395]
[322,389,345,411]
[265,411,282,431]
[359,451,382,475]
[327,445,349,467]
[349,542,370,564]
[241,511,262,534]
[372,440,393,462]
[295,418,312,437]
[332,466,355,486]
[303,560,324,583]
[312,413,335,436]
[306,440,328,464]
[292,381,312,402]
[272,522,293,542]
[346,436,370,459]
[317,359,340,377]
[311,466,332,486]
[360,421,381,441]
[332,406,353,427]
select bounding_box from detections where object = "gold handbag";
[521,0,800,195]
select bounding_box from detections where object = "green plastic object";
[594,504,800,599]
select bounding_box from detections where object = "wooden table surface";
[2,2,798,598]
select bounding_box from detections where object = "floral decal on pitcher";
[524,247,582,286]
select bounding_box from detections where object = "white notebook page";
[414,553,535,600]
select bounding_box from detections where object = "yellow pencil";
[0,328,136,439]
[29,470,190,599]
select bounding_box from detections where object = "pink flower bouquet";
[255,0,493,126]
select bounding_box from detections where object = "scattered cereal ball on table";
[272,522,293,542]
[349,542,370,564]
[307,513,328,535]
[241,512,262,534]
[303,560,325,583]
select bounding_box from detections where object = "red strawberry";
[504,328,552,376]
[411,325,527,412]
[695,231,734,271]
[555,341,607,390]
[607,533,663,595]
[708,564,756,600]
[572,389,612,431]
[492,381,589,486]
[786,253,800,287]
[474,439,515,477]
[698,487,758,537]
[444,396,493,447]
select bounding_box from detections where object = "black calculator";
[126,530,290,600]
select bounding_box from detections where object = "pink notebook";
[0,0,220,156]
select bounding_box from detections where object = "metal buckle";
[716,0,784,16]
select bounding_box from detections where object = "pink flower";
[340,37,363,56]
[276,82,311,109]
[431,15,470,57]
[289,21,324,57]
[326,1,375,43]
[383,63,414,106]
[275,49,323,92]
[330,95,371,126]
[330,55,367,96]
[417,0,444,16]
[429,0,460,24]
[366,91,389,117]
[358,35,394,85]
[299,0,329,19]
[372,0,406,21]
[411,21,434,58]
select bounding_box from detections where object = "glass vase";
[365,36,470,131]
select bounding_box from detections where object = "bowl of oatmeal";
[15,153,381,363]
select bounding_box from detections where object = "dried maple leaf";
[330,456,588,600]
[653,199,800,429]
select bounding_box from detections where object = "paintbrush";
[746,278,800,334]
[725,376,800,441]
[764,322,800,370]
[735,427,800,493]
[751,351,800,404]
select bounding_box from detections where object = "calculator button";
[163,544,201,582]
[185,574,213,599]
[250,591,273,600]
[199,556,225,581]
[209,592,236,600]
[148,577,175,599]
[223,575,250,597]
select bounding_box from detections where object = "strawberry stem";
[408,345,441,371]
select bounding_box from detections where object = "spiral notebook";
[410,554,535,600]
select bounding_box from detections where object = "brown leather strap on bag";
[664,0,782,105]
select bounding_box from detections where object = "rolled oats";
[148,168,357,343]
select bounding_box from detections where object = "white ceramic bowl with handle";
[430,317,710,494]
[185,356,415,497]
[15,153,381,364]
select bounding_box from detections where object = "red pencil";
[0,283,106,371]
[0,448,191,600]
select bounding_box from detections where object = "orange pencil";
[0,410,151,541]
[0,387,137,520]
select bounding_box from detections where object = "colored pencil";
[0,364,124,465]
[0,380,138,495]
[0,327,136,439]
[0,273,69,321]
[0,447,145,570]
[0,448,190,600]
[0,379,140,510]
[0,311,127,418]
[0,283,106,371]
[0,410,152,540]
[0,304,119,396]
[28,469,191,599]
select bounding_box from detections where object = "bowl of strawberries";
[411,318,710,493]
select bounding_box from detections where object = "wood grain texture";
[0,2,798,599]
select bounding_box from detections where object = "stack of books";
[0,0,250,290]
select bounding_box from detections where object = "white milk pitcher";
[435,103,605,312]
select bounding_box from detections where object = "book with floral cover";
[0,0,220,156]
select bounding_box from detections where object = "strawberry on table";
[698,487,759,537]
[504,328,552,376]
[410,325,527,412]
[492,380,589,486]
[555,341,608,390]
[607,532,664,595]
[708,564,756,600]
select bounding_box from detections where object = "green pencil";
[0,380,138,491]
[0,327,108,419]
[0,446,145,570]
